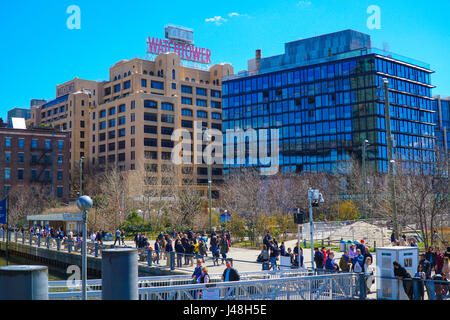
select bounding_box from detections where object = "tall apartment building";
[89,53,233,196]
[30,78,100,176]
[0,126,70,200]
[223,30,436,175]
[7,108,32,122]
[433,95,450,157]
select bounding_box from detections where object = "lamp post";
[362,139,369,220]
[79,157,84,197]
[382,78,398,234]
[207,133,213,234]
[77,195,93,301]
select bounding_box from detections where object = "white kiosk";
[376,246,419,300]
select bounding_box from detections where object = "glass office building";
[432,96,450,157]
[223,30,436,175]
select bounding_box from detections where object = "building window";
[114,84,121,93]
[172,83,177,90]
[18,153,24,164]
[4,169,10,181]
[58,141,64,150]
[182,108,193,117]
[57,154,64,164]
[118,153,126,162]
[144,100,157,109]
[131,101,135,109]
[109,107,116,115]
[18,138,24,148]
[181,120,193,128]
[32,139,38,149]
[196,99,207,107]
[109,119,116,128]
[131,113,135,122]
[17,169,24,181]
[99,133,106,141]
[151,81,164,90]
[144,125,157,134]
[108,143,115,151]
[212,112,222,120]
[119,128,126,137]
[119,104,126,113]
[100,110,106,118]
[57,187,63,198]
[131,126,135,135]
[144,113,157,122]
[118,116,126,126]
[57,171,63,181]
[161,114,174,123]
[196,88,207,96]
[100,121,106,130]
[80,131,85,138]
[162,152,172,160]
[182,97,193,105]
[5,137,11,148]
[161,127,174,136]
[145,151,157,159]
[109,131,116,139]
[197,110,208,119]
[142,79,147,87]
[182,85,193,94]
[161,102,174,111]
[211,90,221,98]
[144,138,157,147]
[4,152,11,163]
[99,145,106,153]
[161,140,174,148]
[211,101,222,109]
[45,140,51,149]
[124,80,131,89]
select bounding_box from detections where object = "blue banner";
[0,198,6,225]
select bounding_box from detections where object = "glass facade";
[223,30,436,175]
[432,96,450,157]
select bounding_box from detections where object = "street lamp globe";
[77,196,93,211]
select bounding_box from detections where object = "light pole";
[77,195,93,301]
[308,189,314,271]
[362,139,369,220]
[79,157,84,197]
[207,133,213,234]
[382,78,398,234]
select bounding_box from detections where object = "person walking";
[154,239,161,264]
[435,248,444,275]
[175,238,185,268]
[259,244,270,271]
[120,229,126,246]
[425,247,437,271]
[219,236,229,264]
[114,229,121,246]
[165,239,174,267]
[269,241,279,270]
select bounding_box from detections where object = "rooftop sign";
[147,37,211,65]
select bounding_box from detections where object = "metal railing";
[48,272,359,300]
[47,268,314,295]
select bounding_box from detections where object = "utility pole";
[382,78,398,234]
[79,157,84,197]
[207,133,213,234]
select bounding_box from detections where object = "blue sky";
[1,0,449,120]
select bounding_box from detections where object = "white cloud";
[297,1,312,8]
[205,16,228,25]
[228,12,240,17]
